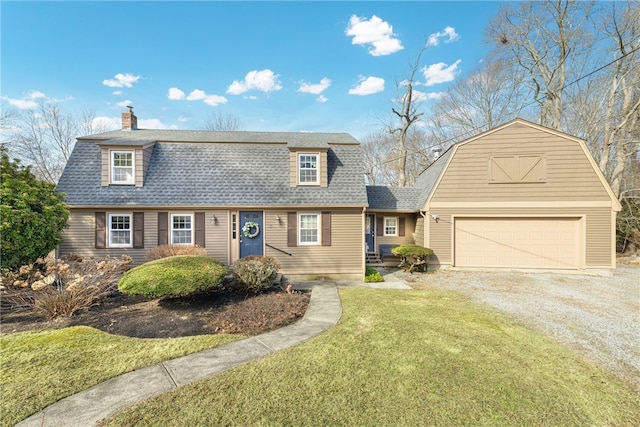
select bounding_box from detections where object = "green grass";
[106,289,640,426]
[0,326,241,426]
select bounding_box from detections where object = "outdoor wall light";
[431,214,439,223]
[212,214,218,224]
[276,215,282,224]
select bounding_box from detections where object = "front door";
[365,214,375,253]
[240,211,264,258]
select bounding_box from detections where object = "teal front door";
[240,211,264,258]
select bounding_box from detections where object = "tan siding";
[142,145,154,184]
[414,216,425,247]
[59,209,231,266]
[375,214,416,249]
[289,152,296,187]
[431,124,612,203]
[134,148,144,187]
[264,209,363,275]
[101,148,109,186]
[426,206,613,268]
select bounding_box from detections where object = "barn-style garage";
[417,119,621,271]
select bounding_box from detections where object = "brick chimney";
[121,106,138,130]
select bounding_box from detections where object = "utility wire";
[379,42,640,167]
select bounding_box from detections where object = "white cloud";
[227,69,282,95]
[90,116,120,130]
[2,90,50,109]
[411,90,446,102]
[422,60,462,86]
[115,99,133,108]
[427,26,460,47]
[185,89,206,101]
[317,95,328,103]
[202,95,228,106]
[138,118,177,130]
[297,77,331,95]
[177,116,190,122]
[346,15,403,56]
[168,87,185,100]
[112,90,122,96]
[348,76,385,95]
[102,73,140,88]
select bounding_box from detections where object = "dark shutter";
[95,212,106,249]
[376,216,383,236]
[399,217,405,237]
[158,212,168,245]
[133,212,144,249]
[321,211,331,246]
[287,212,297,247]
[195,212,205,247]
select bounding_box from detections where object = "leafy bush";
[232,256,281,294]
[145,244,208,261]
[0,149,69,269]
[391,244,434,272]
[118,255,226,298]
[364,266,384,283]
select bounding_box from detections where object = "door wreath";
[242,221,260,238]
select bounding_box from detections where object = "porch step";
[366,253,383,265]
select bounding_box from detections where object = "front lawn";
[106,289,640,426]
[0,326,241,426]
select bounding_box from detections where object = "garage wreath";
[242,221,260,238]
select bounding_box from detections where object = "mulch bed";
[1,285,310,338]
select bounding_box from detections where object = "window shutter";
[195,212,205,247]
[321,211,331,246]
[376,216,383,236]
[399,217,405,237]
[158,212,168,245]
[287,212,297,247]
[133,212,144,249]
[95,212,106,249]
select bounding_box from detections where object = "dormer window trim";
[111,150,135,185]
[298,153,319,185]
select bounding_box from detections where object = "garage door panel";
[454,218,580,269]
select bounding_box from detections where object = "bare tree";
[386,46,428,187]
[201,111,245,131]
[427,60,534,146]
[4,101,110,183]
[486,0,593,129]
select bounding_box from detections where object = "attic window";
[111,151,134,184]
[298,153,319,185]
[489,155,546,183]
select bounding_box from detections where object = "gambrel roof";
[57,130,368,208]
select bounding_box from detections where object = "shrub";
[391,244,434,272]
[2,255,132,319]
[0,149,69,269]
[364,266,384,283]
[145,244,208,261]
[232,256,281,294]
[118,255,226,298]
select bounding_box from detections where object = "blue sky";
[1,1,505,139]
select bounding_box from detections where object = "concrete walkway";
[18,283,343,427]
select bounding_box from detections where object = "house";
[364,118,621,271]
[56,111,620,277]
[56,108,368,280]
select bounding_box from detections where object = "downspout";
[362,207,367,279]
[419,210,428,249]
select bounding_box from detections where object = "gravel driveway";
[400,265,640,391]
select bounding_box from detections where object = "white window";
[298,153,319,184]
[111,151,134,184]
[299,213,320,245]
[171,214,193,244]
[108,214,132,247]
[384,217,398,236]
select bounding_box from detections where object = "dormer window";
[298,153,319,185]
[111,151,134,184]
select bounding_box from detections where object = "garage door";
[454,217,581,269]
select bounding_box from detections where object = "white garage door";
[454,217,581,269]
